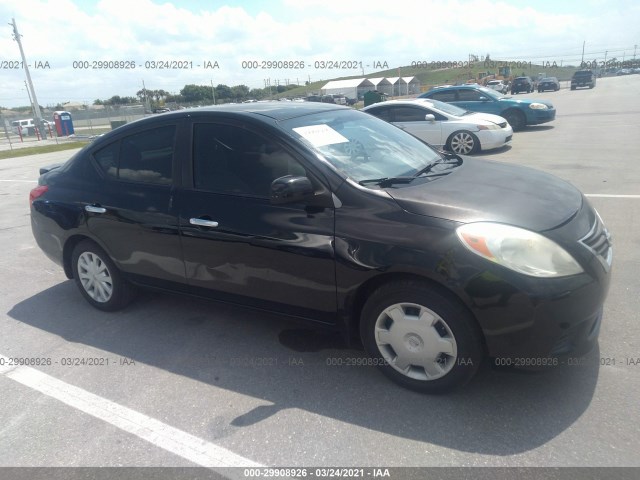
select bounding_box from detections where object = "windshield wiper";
[359,176,416,187]
[413,154,461,177]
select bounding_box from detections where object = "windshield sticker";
[293,124,349,147]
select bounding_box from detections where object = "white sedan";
[362,98,513,155]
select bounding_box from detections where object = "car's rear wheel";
[447,131,479,155]
[71,240,136,311]
[360,280,483,393]
[502,109,526,131]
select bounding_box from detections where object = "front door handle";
[189,218,219,228]
[85,205,106,214]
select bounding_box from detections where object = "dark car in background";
[419,84,555,130]
[538,77,560,92]
[511,76,534,94]
[571,70,597,89]
[30,103,610,393]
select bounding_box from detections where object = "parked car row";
[30,98,611,394]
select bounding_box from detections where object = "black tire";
[502,109,526,131]
[360,280,483,393]
[446,130,479,155]
[71,240,136,311]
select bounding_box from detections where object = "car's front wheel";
[71,240,136,311]
[502,109,526,131]
[447,131,479,155]
[360,280,483,393]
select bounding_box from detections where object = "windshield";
[476,87,504,100]
[280,109,442,183]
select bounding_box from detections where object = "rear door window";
[93,125,176,185]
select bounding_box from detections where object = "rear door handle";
[85,205,106,214]
[189,218,219,228]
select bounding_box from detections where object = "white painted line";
[0,354,263,468]
[585,194,640,198]
[0,179,38,183]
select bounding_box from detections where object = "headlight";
[477,124,500,130]
[456,223,583,277]
[529,103,549,110]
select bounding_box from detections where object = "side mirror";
[424,114,436,122]
[270,175,314,204]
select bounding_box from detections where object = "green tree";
[231,84,250,101]
[215,84,233,100]
[180,84,211,102]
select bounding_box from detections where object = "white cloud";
[0,0,638,107]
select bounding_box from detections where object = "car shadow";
[519,125,555,133]
[474,144,512,156]
[8,281,600,456]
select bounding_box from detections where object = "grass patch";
[0,141,87,160]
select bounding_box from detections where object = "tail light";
[29,185,48,206]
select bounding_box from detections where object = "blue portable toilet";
[54,111,74,136]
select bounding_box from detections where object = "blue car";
[418,85,555,131]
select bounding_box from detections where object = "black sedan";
[30,103,612,393]
[538,77,560,92]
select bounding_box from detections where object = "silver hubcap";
[375,303,457,380]
[450,133,474,154]
[77,252,113,303]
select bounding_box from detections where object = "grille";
[579,215,612,271]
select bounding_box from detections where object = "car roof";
[88,102,351,148]
[136,102,349,125]
[362,98,438,109]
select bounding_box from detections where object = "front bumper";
[477,127,513,151]
[456,205,611,361]
[527,108,556,125]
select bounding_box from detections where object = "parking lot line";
[585,194,640,198]
[0,354,262,468]
[0,179,38,183]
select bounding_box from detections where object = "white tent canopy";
[321,78,375,99]
[320,76,421,99]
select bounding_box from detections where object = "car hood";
[499,97,554,108]
[386,158,582,232]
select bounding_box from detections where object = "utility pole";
[210,79,216,105]
[634,45,637,60]
[11,18,45,139]
[580,40,585,65]
[141,79,149,111]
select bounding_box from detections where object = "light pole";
[11,18,46,139]
[581,40,585,65]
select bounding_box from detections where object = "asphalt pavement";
[0,75,639,476]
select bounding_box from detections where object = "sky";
[0,0,638,108]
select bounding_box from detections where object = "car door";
[87,122,186,291]
[177,119,337,323]
[389,106,444,147]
